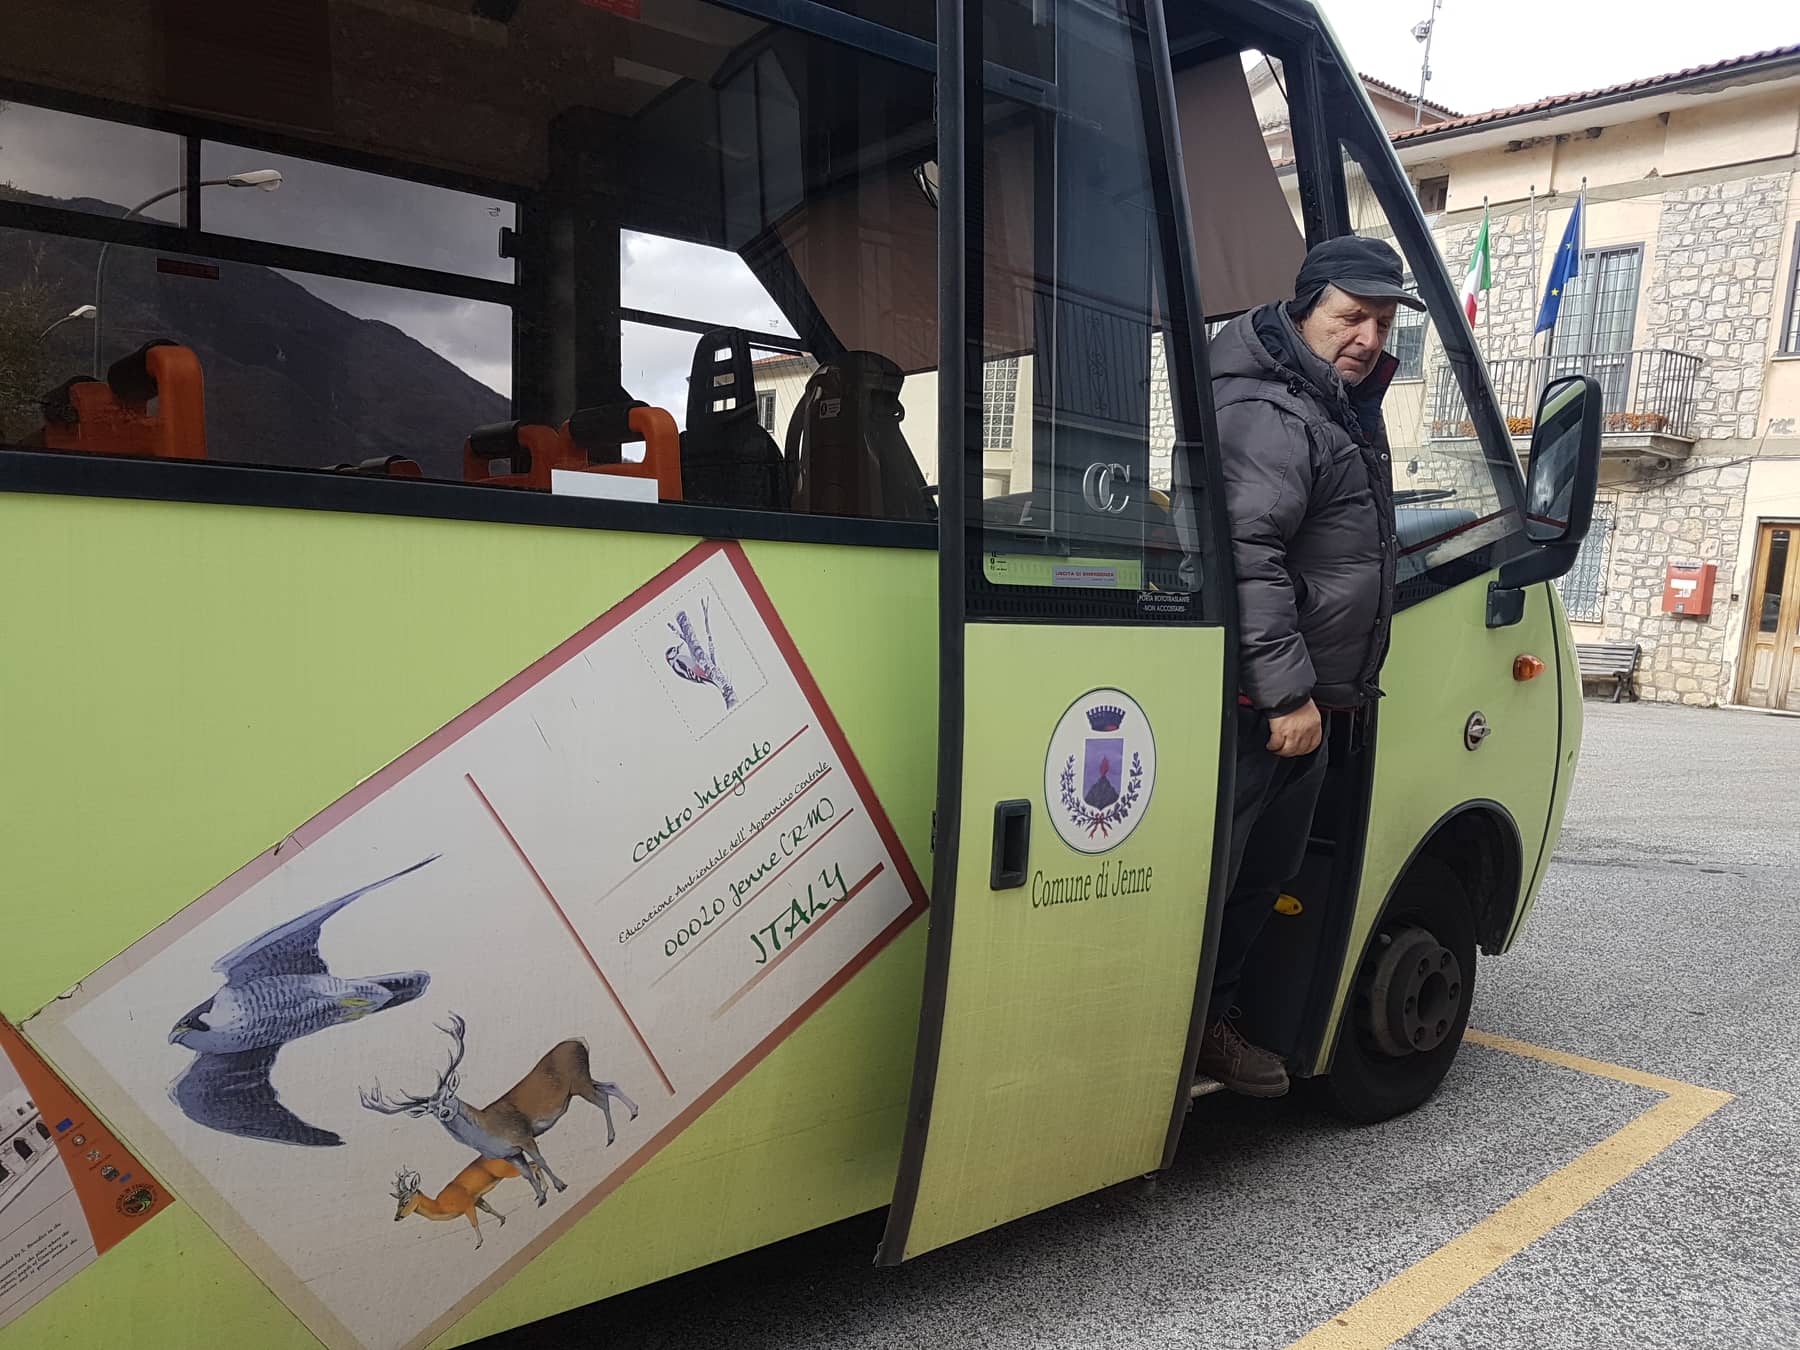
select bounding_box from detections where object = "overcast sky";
[1316,0,1794,120]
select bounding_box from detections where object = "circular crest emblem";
[116,1184,157,1218]
[1043,689,1157,854]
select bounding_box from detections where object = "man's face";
[1296,286,1398,385]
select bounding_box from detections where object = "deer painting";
[390,1158,518,1248]
[359,1013,639,1207]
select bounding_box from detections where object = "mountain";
[0,189,508,479]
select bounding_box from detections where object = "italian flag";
[1461,205,1492,324]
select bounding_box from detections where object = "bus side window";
[3,6,942,530]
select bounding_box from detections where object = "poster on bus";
[0,1018,167,1334]
[25,540,928,1350]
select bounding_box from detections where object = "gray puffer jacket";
[1209,302,1398,715]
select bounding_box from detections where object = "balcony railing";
[1429,348,1702,442]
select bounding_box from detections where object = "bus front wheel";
[1327,859,1476,1124]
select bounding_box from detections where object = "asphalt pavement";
[483,701,1800,1350]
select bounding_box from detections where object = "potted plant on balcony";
[1602,411,1669,433]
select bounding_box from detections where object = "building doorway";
[1738,522,1800,710]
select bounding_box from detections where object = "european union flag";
[1535,191,1584,334]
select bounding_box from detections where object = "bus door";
[880,0,1232,1262]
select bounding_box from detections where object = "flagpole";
[1527,183,1540,363]
[1577,176,1598,387]
[1533,182,1548,390]
[1481,194,1490,358]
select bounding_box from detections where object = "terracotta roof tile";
[1358,71,1457,119]
[1392,43,1800,142]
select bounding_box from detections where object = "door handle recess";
[991,799,1030,890]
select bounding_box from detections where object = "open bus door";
[880,0,1234,1262]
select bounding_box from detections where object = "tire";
[1326,857,1476,1125]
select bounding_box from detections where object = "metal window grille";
[1388,276,1426,380]
[1556,499,1614,623]
[983,356,1019,449]
[1782,224,1800,356]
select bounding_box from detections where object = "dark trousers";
[1208,704,1331,1015]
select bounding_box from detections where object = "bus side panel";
[0,495,934,1349]
[1313,580,1565,1073]
[1502,582,1586,952]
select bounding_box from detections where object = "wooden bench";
[1576,642,1641,702]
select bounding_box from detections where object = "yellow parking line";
[1286,1030,1734,1350]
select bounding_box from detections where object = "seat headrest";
[107,339,180,404]
[685,328,761,431]
[467,420,527,463]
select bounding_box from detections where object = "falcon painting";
[167,855,439,1147]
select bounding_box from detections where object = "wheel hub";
[1364,924,1463,1058]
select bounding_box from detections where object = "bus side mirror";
[1486,375,1603,628]
[1522,375,1601,547]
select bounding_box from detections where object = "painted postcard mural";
[25,541,928,1350]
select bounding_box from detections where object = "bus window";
[621,231,799,346]
[1336,138,1530,601]
[0,102,184,226]
[0,222,513,477]
[198,143,516,284]
[0,0,939,527]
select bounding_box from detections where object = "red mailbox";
[1662,561,1716,617]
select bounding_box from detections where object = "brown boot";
[1196,1014,1289,1098]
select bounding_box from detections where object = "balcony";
[1429,348,1703,467]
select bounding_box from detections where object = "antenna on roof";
[1411,0,1444,127]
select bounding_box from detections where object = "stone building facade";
[1364,48,1800,709]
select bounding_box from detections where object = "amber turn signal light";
[1514,654,1547,681]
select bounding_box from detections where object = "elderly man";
[1194,235,1424,1097]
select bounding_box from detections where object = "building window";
[1781,224,1800,355]
[1551,246,1643,358]
[1387,276,1427,381]
[756,390,777,432]
[1415,176,1449,214]
[1556,498,1614,623]
[982,356,1019,449]
[1550,245,1643,409]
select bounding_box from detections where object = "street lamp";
[39,304,98,341]
[1411,0,1443,128]
[92,168,284,376]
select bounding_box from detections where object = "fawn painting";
[389,1158,518,1249]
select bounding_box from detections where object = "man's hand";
[1266,700,1322,758]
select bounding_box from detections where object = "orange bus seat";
[39,341,207,460]
[562,399,683,501]
[462,421,573,489]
